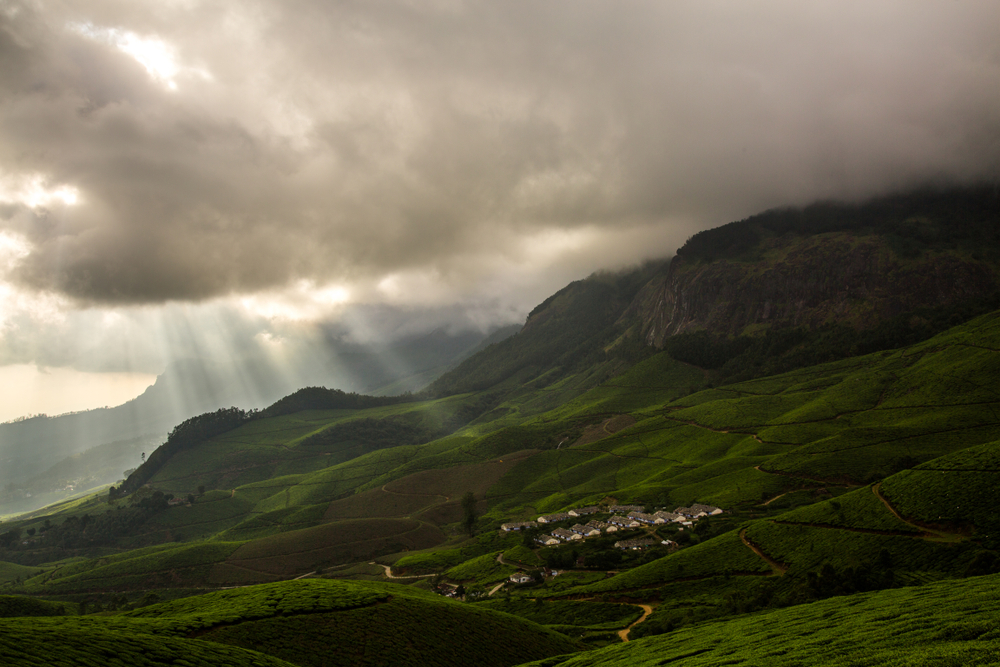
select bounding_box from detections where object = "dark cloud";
[0,0,997,307]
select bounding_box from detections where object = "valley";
[1,187,1000,665]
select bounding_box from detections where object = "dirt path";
[739,528,788,574]
[618,604,653,642]
[370,562,436,580]
[762,491,789,506]
[871,483,964,542]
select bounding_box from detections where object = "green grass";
[0,623,297,666]
[218,518,445,580]
[881,438,1000,545]
[774,485,922,534]
[477,598,641,630]
[0,561,41,585]
[0,595,72,617]
[445,551,517,585]
[502,544,543,566]
[519,572,1000,666]
[22,542,243,593]
[0,579,579,667]
[578,530,773,595]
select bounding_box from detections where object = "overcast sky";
[1,0,998,420]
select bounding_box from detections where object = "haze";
[1,0,998,420]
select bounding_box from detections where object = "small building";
[608,514,640,528]
[567,506,600,517]
[534,535,560,546]
[629,511,665,525]
[609,504,645,514]
[570,523,601,538]
[537,512,572,524]
[167,497,185,506]
[551,527,582,542]
[585,520,611,532]
[501,521,538,532]
[674,506,708,520]
[690,503,724,516]
[614,538,656,550]
[654,511,685,523]
[510,573,534,584]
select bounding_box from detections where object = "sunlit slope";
[486,310,1000,517]
[1,580,579,667]
[518,572,1000,667]
[572,436,1000,632]
[146,394,479,494]
[11,311,1000,596]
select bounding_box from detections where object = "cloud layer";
[0,0,995,310]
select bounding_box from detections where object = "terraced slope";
[517,572,1000,667]
[0,579,579,667]
[489,310,1000,517]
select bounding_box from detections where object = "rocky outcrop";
[638,232,998,347]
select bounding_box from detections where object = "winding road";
[618,604,653,642]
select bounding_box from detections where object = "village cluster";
[500,503,724,552]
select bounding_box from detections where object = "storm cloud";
[0,0,996,308]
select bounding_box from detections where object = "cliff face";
[638,223,999,347]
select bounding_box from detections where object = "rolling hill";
[1,185,999,666]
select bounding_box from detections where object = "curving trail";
[370,562,436,580]
[739,528,788,575]
[618,604,653,642]
[870,483,964,542]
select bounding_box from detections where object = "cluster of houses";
[500,502,723,550]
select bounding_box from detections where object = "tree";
[141,452,146,464]
[198,485,206,496]
[461,491,477,535]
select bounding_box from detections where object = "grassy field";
[217,518,446,580]
[478,598,642,631]
[0,579,579,667]
[0,561,41,585]
[445,551,517,585]
[519,572,1000,666]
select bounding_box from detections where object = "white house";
[551,527,582,542]
[628,512,665,525]
[570,523,601,537]
[567,506,600,517]
[608,514,640,528]
[534,535,560,546]
[537,512,571,524]
[674,506,708,520]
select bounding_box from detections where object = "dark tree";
[461,492,477,535]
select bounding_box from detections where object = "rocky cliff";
[634,186,1000,347]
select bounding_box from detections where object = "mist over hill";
[0,325,515,516]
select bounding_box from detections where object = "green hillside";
[1,187,999,665]
[2,312,998,607]
[518,572,1000,666]
[0,579,578,667]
